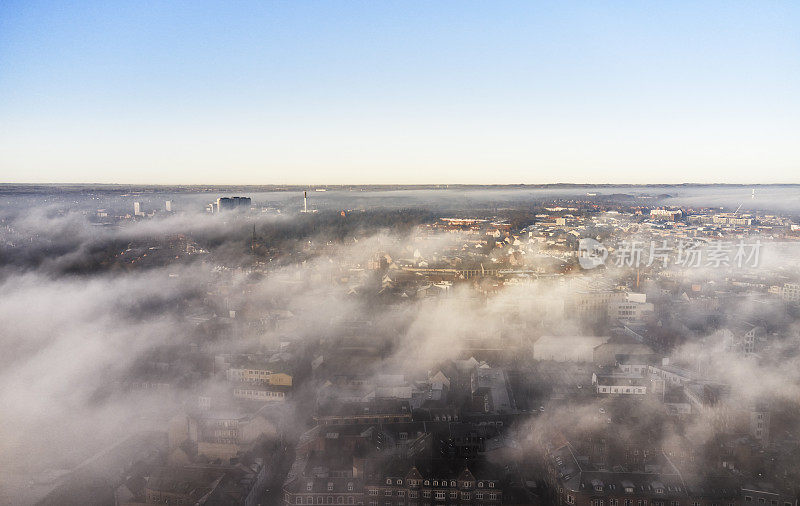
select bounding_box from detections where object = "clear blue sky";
[1,1,798,184]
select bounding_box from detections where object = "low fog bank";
[0,205,436,503]
[2,190,800,504]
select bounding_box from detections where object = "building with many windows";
[364,466,501,506]
[314,400,413,426]
[591,372,648,395]
[546,443,691,506]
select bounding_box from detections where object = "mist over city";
[3,0,800,504]
[0,185,798,506]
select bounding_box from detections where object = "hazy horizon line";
[2,182,799,189]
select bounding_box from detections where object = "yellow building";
[268,372,292,386]
[227,365,293,387]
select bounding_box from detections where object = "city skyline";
[3,185,800,504]
[4,3,800,505]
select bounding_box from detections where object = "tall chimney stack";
[303,191,308,213]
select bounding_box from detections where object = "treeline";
[199,208,438,265]
[272,208,438,241]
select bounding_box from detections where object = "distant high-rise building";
[649,208,682,221]
[782,283,800,304]
[216,196,251,211]
[165,200,172,212]
[133,201,144,217]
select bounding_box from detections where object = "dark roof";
[146,467,224,497]
[284,475,363,494]
[371,458,504,485]
[548,444,685,497]
[578,471,685,497]
[316,399,412,417]
[684,476,741,498]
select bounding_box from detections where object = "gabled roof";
[457,468,476,482]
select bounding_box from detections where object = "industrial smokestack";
[303,191,308,213]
